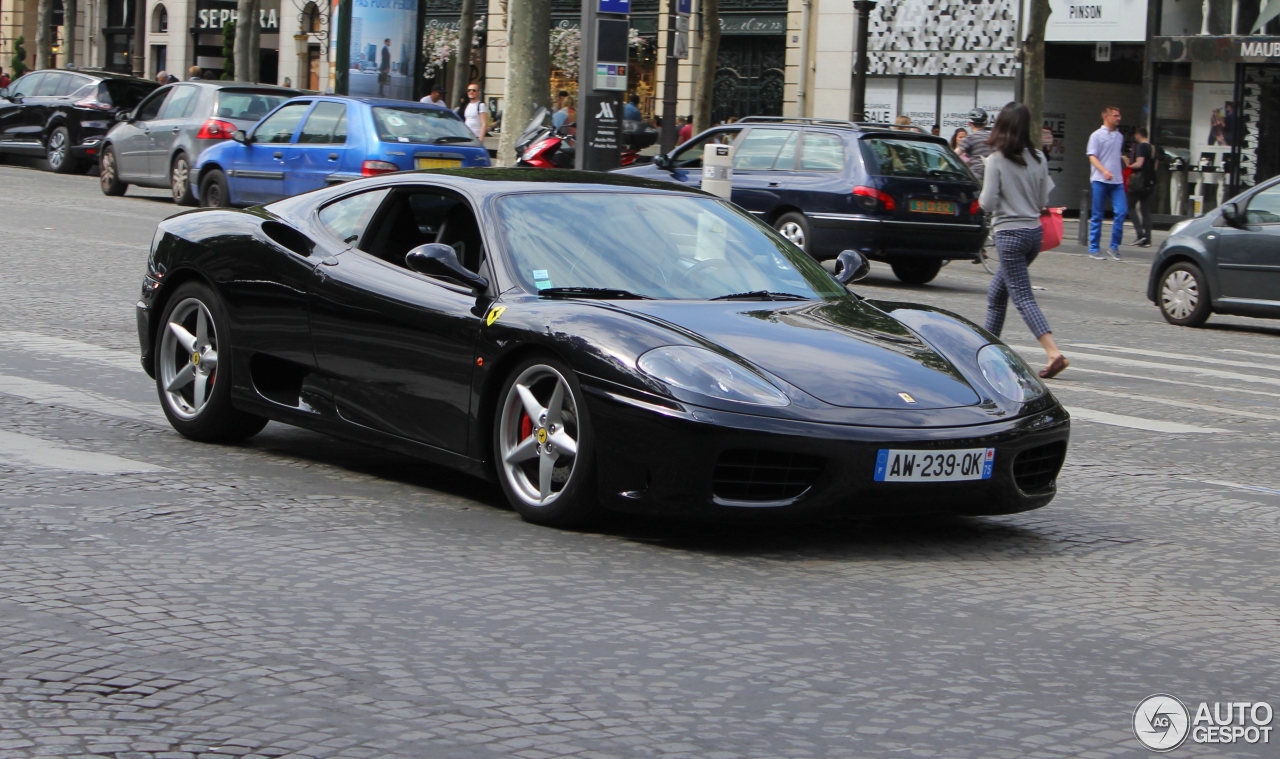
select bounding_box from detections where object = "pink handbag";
[1040,207,1065,251]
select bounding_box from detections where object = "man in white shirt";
[1086,106,1127,260]
[419,88,444,105]
[463,84,489,140]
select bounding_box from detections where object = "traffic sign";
[677,0,691,15]
[599,0,630,14]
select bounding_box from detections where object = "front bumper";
[808,213,987,260]
[586,385,1069,519]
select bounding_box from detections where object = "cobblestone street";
[1,163,1278,758]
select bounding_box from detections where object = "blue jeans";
[1089,181,1128,252]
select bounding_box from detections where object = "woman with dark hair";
[979,102,1068,379]
[949,127,968,151]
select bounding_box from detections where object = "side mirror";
[832,250,870,285]
[653,153,671,170]
[115,110,131,122]
[232,130,249,144]
[1220,201,1241,227]
[405,243,489,292]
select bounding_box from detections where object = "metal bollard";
[1077,188,1091,246]
[701,143,734,199]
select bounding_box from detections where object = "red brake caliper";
[520,412,532,442]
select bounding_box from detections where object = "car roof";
[278,95,453,111]
[183,81,301,93]
[57,68,157,83]
[734,116,949,145]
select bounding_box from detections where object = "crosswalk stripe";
[1067,407,1226,434]
[0,331,142,373]
[1220,348,1280,361]
[1051,384,1280,422]
[0,429,169,474]
[1010,345,1280,388]
[0,373,164,426]
[1070,342,1280,373]
[1067,367,1280,399]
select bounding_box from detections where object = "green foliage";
[221,21,235,80]
[10,35,28,77]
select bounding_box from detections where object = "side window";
[11,72,45,97]
[318,188,391,247]
[671,129,741,169]
[33,72,66,96]
[1245,186,1280,225]
[363,189,486,273]
[732,128,794,170]
[298,102,347,144]
[134,87,171,121]
[254,102,311,143]
[773,131,798,170]
[159,86,200,119]
[331,110,348,144]
[51,74,87,96]
[800,132,846,171]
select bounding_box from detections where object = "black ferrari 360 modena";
[137,169,1069,526]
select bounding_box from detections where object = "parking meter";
[701,143,734,199]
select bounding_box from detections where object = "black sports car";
[137,170,1069,526]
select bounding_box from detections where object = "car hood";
[618,299,982,409]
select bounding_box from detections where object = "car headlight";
[1168,218,1194,236]
[977,344,1046,403]
[637,345,790,406]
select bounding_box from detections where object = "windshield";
[215,89,293,121]
[372,106,478,143]
[519,107,549,142]
[494,192,846,301]
[861,137,973,179]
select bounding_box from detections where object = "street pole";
[848,0,874,122]
[131,0,145,76]
[334,0,351,94]
[659,0,679,153]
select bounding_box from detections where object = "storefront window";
[1154,63,1192,165]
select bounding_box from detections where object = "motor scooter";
[515,108,658,168]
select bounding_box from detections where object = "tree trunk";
[451,0,477,106]
[36,0,53,69]
[248,3,261,82]
[496,0,550,167]
[692,0,719,134]
[234,0,254,81]
[64,0,77,68]
[1022,0,1052,137]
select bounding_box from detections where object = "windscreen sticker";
[385,115,406,126]
[532,270,549,280]
[534,279,554,290]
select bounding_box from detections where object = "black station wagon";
[615,117,988,285]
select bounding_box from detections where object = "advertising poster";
[1043,0,1148,42]
[863,78,897,124]
[334,0,419,101]
[1190,81,1236,171]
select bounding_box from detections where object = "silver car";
[99,81,299,204]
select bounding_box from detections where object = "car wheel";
[890,259,943,285]
[99,145,128,196]
[1158,261,1211,327]
[171,153,196,206]
[774,212,811,254]
[200,169,230,208]
[493,357,598,527]
[155,281,268,442]
[46,126,81,174]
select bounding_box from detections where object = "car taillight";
[74,96,113,111]
[853,185,895,212]
[970,199,981,215]
[196,118,238,140]
[361,160,399,176]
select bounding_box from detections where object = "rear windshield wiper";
[537,287,653,300]
[433,135,476,144]
[710,290,810,301]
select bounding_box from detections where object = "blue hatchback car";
[192,96,489,207]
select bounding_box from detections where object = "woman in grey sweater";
[979,102,1069,379]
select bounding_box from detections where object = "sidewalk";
[1056,217,1168,266]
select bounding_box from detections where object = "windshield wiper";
[433,135,476,144]
[537,287,653,300]
[710,290,810,301]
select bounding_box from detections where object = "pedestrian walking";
[678,115,693,144]
[462,83,489,140]
[552,96,576,129]
[957,109,992,183]
[949,127,968,152]
[378,38,392,96]
[980,102,1069,380]
[419,87,444,105]
[0,68,9,89]
[1123,126,1156,247]
[155,70,169,85]
[187,66,203,81]
[894,115,912,130]
[1086,106,1127,260]
[624,94,643,122]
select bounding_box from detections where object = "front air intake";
[712,449,824,502]
[1012,441,1067,492]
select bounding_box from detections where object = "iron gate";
[712,35,785,123]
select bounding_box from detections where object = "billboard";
[1043,0,1149,42]
[334,0,420,100]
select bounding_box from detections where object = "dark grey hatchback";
[615,117,987,284]
[1148,175,1280,327]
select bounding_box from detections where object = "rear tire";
[155,281,268,442]
[1158,261,1211,327]
[774,212,811,254]
[199,169,231,208]
[891,259,943,285]
[171,153,196,206]
[99,145,128,196]
[46,126,81,174]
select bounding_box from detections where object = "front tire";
[46,126,81,174]
[199,168,231,208]
[493,357,598,527]
[171,153,196,206]
[155,281,268,442]
[774,212,811,254]
[890,259,943,285]
[1158,261,1211,327]
[99,145,128,196]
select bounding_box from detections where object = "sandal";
[1039,354,1069,380]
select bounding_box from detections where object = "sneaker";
[1134,238,1151,248]
[1107,248,1122,261]
[1088,250,1105,260]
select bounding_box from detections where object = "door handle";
[328,153,338,161]
[172,127,180,133]
[273,151,283,159]
[768,181,780,187]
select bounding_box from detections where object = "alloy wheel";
[498,365,580,508]
[1161,269,1198,320]
[778,221,806,248]
[172,157,189,202]
[100,150,117,191]
[158,297,220,420]
[47,130,67,170]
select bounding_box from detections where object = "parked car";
[0,68,159,174]
[191,95,490,207]
[1148,174,1280,327]
[614,117,987,284]
[137,170,1069,528]
[99,81,300,204]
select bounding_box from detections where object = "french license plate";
[874,448,994,483]
[416,158,462,169]
[909,199,955,214]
